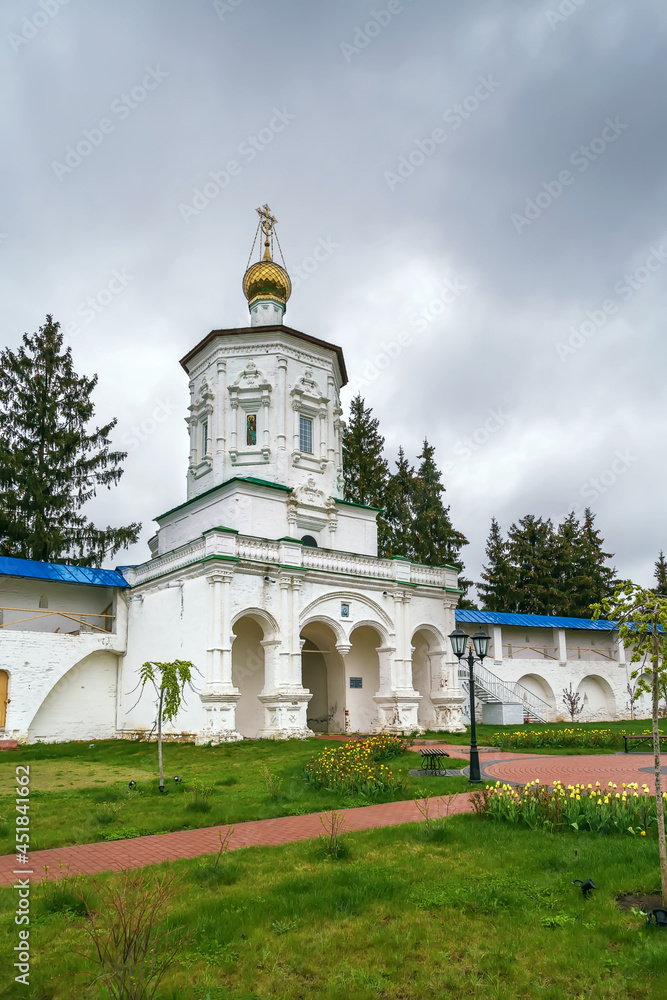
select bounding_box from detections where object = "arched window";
[301,534,318,548]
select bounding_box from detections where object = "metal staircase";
[458,661,551,723]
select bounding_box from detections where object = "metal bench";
[418,748,450,771]
[623,734,667,753]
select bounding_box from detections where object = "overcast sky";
[2,0,666,597]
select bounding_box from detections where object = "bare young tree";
[561,682,584,723]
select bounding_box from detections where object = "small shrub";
[38,863,89,917]
[261,765,283,799]
[319,810,348,860]
[78,869,186,1000]
[272,918,296,935]
[414,790,457,842]
[186,800,212,814]
[193,828,237,885]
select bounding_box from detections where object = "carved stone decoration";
[230,359,266,389]
[294,475,326,507]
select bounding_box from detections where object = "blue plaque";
[341,603,350,617]
[349,677,362,689]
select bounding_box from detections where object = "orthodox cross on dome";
[257,203,277,260]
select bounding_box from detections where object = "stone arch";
[576,674,615,720]
[299,614,347,646]
[349,618,391,647]
[230,606,279,639]
[300,591,394,635]
[300,620,345,733]
[28,650,119,742]
[517,673,557,714]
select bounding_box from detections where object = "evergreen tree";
[0,315,140,566]
[342,394,391,550]
[477,517,516,611]
[381,447,416,559]
[411,438,468,570]
[569,508,616,616]
[554,511,580,617]
[506,514,559,615]
[655,551,667,596]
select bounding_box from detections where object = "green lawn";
[427,718,667,752]
[1,815,665,999]
[0,738,469,854]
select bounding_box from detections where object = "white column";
[327,377,335,464]
[392,593,405,689]
[493,625,503,665]
[261,638,281,693]
[617,634,626,665]
[278,578,291,687]
[557,628,567,666]
[261,395,271,454]
[216,358,226,469]
[289,578,303,687]
[230,399,238,455]
[292,400,300,453]
[319,407,327,463]
[277,356,287,450]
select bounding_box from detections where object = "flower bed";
[305,735,410,797]
[474,779,666,835]
[489,728,656,751]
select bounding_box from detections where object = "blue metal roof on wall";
[455,609,616,632]
[0,555,130,588]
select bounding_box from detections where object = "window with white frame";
[201,418,208,457]
[299,415,313,454]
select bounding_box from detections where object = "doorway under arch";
[411,628,444,730]
[300,622,345,733]
[347,624,382,732]
[232,616,265,738]
[577,674,616,720]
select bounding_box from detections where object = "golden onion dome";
[242,255,292,307]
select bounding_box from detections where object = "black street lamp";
[448,626,491,784]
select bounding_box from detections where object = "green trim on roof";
[201,554,240,564]
[277,536,303,543]
[156,477,293,521]
[390,555,410,562]
[334,498,383,513]
[439,563,461,572]
[279,564,306,572]
[202,525,239,535]
[446,587,463,594]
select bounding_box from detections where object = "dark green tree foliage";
[382,446,416,558]
[477,509,616,616]
[342,394,391,550]
[655,550,667,596]
[477,517,515,611]
[412,438,469,570]
[0,315,140,566]
[506,514,560,615]
[570,508,616,615]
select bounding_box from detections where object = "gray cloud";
[2,0,665,596]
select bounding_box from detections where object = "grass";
[427,718,667,753]
[1,815,666,998]
[0,738,469,854]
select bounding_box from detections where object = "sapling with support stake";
[129,659,195,792]
[593,582,667,907]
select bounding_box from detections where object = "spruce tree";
[569,508,616,616]
[506,514,559,615]
[342,394,390,549]
[655,551,667,596]
[0,315,140,566]
[382,447,416,559]
[554,511,580,617]
[411,438,468,569]
[477,517,515,611]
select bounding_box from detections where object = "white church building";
[0,208,648,744]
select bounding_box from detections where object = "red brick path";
[1,745,664,886]
[0,792,476,887]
